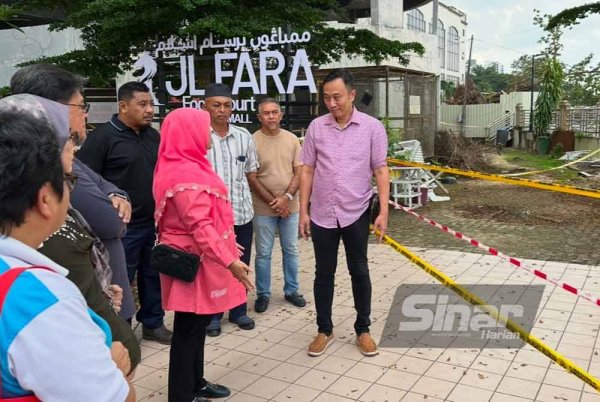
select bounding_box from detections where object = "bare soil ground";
[387,151,600,265]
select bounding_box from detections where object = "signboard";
[134,28,318,125]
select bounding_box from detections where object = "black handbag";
[149,244,201,282]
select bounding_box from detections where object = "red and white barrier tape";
[389,199,600,306]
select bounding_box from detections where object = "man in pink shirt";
[300,68,389,357]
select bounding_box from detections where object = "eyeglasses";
[64,173,78,192]
[66,102,90,113]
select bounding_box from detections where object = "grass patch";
[502,149,564,170]
[502,149,579,182]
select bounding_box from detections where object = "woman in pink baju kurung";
[153,108,253,402]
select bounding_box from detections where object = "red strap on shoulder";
[0,266,50,402]
[0,268,28,314]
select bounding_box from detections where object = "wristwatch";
[285,192,294,200]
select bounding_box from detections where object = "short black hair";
[257,97,281,114]
[0,110,64,235]
[10,64,86,103]
[118,81,150,102]
[322,68,355,91]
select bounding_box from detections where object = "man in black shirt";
[79,82,171,344]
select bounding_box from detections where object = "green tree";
[509,55,545,91]
[440,80,455,102]
[470,63,511,93]
[14,0,424,85]
[547,2,600,30]
[563,54,600,106]
[533,11,564,139]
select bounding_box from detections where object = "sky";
[446,0,600,72]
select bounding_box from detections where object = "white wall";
[440,91,538,138]
[0,25,83,87]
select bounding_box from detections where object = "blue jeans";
[211,221,251,324]
[254,212,300,298]
[122,223,164,329]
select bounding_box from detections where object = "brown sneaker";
[357,333,378,356]
[308,333,334,357]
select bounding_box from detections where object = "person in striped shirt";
[203,83,259,336]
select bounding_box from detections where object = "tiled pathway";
[134,240,600,401]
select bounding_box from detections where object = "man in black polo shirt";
[79,82,171,344]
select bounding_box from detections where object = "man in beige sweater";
[247,98,306,313]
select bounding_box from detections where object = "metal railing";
[485,112,515,141]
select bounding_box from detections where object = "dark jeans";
[168,312,212,402]
[310,209,372,335]
[122,223,164,329]
[212,220,252,323]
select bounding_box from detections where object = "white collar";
[0,236,69,276]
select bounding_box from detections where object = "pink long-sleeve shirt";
[157,189,246,314]
[301,108,388,228]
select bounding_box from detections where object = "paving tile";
[410,375,455,399]
[459,368,503,391]
[295,368,340,391]
[243,376,289,399]
[400,391,444,401]
[203,362,231,381]
[489,393,533,402]
[139,389,168,401]
[425,361,466,383]
[314,355,357,375]
[344,361,387,383]
[312,392,355,402]
[133,369,168,391]
[326,375,372,399]
[471,354,512,375]
[225,391,268,401]
[265,361,310,383]
[536,384,582,401]
[237,355,282,376]
[543,369,585,391]
[140,350,170,369]
[216,350,256,369]
[496,376,540,399]
[376,369,420,390]
[393,354,434,375]
[359,384,406,402]
[216,369,260,391]
[446,384,494,401]
[272,383,321,402]
[260,342,303,362]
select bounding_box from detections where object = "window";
[447,26,460,72]
[437,20,445,68]
[406,9,426,32]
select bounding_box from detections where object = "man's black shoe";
[142,324,172,345]
[254,296,270,313]
[206,320,221,337]
[285,292,307,308]
[196,382,231,399]
[229,314,255,330]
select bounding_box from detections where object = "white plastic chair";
[390,140,450,204]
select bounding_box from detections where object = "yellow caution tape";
[502,147,600,177]
[372,227,600,391]
[388,158,600,199]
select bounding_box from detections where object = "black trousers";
[168,312,212,402]
[310,209,372,335]
[212,220,252,321]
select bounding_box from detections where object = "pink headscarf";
[153,108,230,224]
